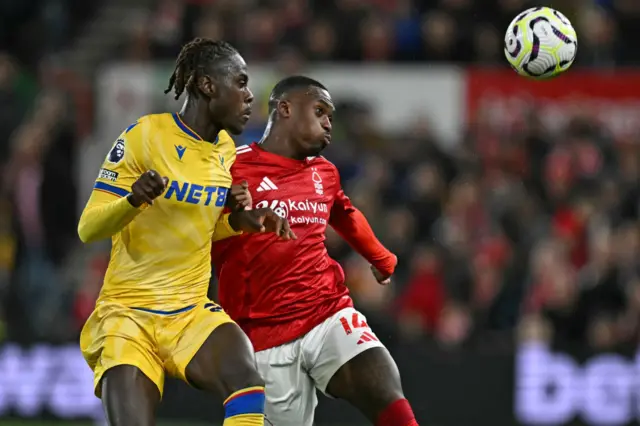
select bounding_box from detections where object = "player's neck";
[178,99,220,143]
[260,132,305,161]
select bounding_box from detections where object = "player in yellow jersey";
[78,39,294,426]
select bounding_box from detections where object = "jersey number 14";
[339,312,379,344]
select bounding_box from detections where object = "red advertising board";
[465,69,640,138]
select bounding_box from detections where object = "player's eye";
[315,107,324,116]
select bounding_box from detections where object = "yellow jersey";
[78,112,240,311]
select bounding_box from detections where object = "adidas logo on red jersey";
[256,177,278,192]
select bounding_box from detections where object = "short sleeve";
[93,121,145,198]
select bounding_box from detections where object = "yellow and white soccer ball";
[504,7,578,79]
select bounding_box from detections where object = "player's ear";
[198,75,216,98]
[277,100,292,119]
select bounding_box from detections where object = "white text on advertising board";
[516,343,640,425]
[0,345,102,419]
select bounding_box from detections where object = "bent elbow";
[77,216,97,244]
[77,223,91,244]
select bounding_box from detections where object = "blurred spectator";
[304,20,337,61]
[0,54,31,166]
[359,15,396,61]
[3,90,77,341]
[395,245,445,340]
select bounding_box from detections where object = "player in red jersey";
[212,76,419,426]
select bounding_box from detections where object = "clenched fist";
[127,170,169,207]
[370,254,397,286]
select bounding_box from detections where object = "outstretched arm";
[329,188,397,279]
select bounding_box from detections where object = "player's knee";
[362,359,405,406]
[220,356,264,395]
[219,353,265,426]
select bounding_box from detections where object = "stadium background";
[1,0,639,425]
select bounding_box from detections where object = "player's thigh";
[80,303,165,399]
[326,346,405,422]
[308,308,404,421]
[255,343,317,426]
[101,365,160,426]
[165,301,263,399]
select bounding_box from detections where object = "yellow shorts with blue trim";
[79,299,234,398]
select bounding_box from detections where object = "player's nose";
[245,88,254,105]
[322,116,332,132]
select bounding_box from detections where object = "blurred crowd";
[0,0,99,341]
[326,105,639,353]
[0,0,638,357]
[135,0,640,66]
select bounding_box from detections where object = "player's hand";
[128,170,168,207]
[227,180,252,211]
[229,208,297,240]
[370,255,397,286]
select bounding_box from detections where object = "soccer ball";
[504,7,578,79]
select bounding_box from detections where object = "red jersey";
[211,143,397,351]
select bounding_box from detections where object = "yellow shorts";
[79,299,234,398]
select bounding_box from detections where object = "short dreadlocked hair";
[164,38,239,100]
